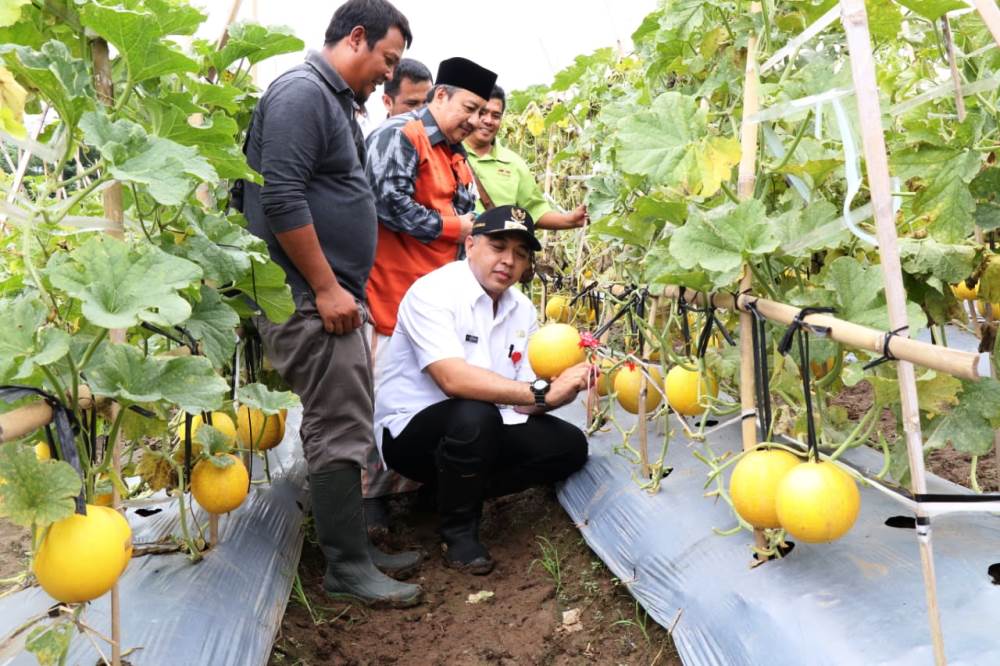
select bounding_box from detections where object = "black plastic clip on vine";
[695,295,736,359]
[677,291,693,358]
[568,281,598,308]
[745,298,773,441]
[591,286,642,340]
[777,307,836,461]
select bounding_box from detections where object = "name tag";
[465,334,479,343]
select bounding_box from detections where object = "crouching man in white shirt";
[374,205,591,575]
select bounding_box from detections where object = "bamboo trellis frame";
[738,4,766,550]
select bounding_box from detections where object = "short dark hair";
[489,84,506,111]
[384,58,432,99]
[426,84,458,104]
[324,0,412,49]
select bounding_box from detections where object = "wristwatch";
[530,379,551,408]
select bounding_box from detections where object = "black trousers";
[382,399,588,500]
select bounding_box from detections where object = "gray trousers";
[255,293,373,472]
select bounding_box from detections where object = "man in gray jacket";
[240,0,421,607]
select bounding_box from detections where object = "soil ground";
[269,487,680,666]
[0,518,30,582]
[829,382,999,491]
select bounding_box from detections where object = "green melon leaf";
[25,621,74,666]
[80,2,201,83]
[0,40,93,128]
[183,286,240,369]
[81,110,218,205]
[925,378,1000,455]
[228,258,294,324]
[211,22,304,72]
[45,235,202,329]
[87,344,227,412]
[669,199,779,287]
[237,382,300,415]
[0,445,80,528]
[616,91,740,197]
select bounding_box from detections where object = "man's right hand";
[457,213,475,241]
[544,362,594,409]
[315,283,362,335]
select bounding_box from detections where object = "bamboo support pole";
[635,301,658,479]
[738,6,765,550]
[0,388,103,443]
[941,17,967,122]
[92,37,124,666]
[540,132,555,314]
[206,0,244,83]
[217,0,244,50]
[973,0,1000,49]
[971,231,1000,484]
[659,287,982,381]
[840,1,947,662]
[0,402,54,443]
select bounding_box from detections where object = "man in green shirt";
[465,85,587,229]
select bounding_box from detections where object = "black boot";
[436,442,495,575]
[363,495,424,577]
[363,496,390,539]
[367,541,423,579]
[309,466,423,607]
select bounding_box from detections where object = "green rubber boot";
[309,466,423,607]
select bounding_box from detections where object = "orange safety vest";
[366,118,473,336]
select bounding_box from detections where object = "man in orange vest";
[363,57,497,530]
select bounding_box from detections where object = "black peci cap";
[472,205,542,251]
[435,57,497,101]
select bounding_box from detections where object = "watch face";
[532,379,549,391]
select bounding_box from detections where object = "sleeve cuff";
[530,202,555,223]
[439,214,462,242]
[262,205,313,233]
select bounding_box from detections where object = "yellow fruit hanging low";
[34,441,51,461]
[527,324,586,380]
[191,454,250,514]
[596,359,619,397]
[544,295,572,323]
[236,406,284,450]
[774,461,860,543]
[665,366,718,416]
[951,281,978,300]
[729,449,801,529]
[810,356,836,379]
[32,505,133,603]
[614,364,663,414]
[175,411,237,447]
[977,301,1000,317]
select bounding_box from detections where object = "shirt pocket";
[498,339,529,380]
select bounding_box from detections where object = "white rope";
[760,5,841,73]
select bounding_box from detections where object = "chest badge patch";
[465,334,479,343]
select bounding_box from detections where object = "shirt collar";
[420,106,468,156]
[459,260,515,318]
[465,140,509,163]
[305,50,353,97]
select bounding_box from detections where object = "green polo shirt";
[465,141,553,222]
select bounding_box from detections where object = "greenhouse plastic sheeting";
[555,401,1000,666]
[0,408,308,666]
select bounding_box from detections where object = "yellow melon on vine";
[614,363,662,414]
[528,324,586,379]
